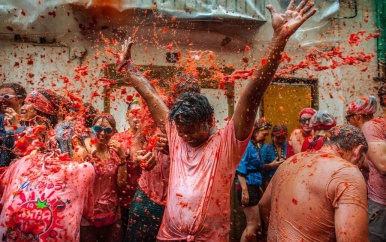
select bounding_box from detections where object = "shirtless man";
[121,0,316,240]
[259,125,369,241]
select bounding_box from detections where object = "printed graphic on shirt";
[2,178,70,241]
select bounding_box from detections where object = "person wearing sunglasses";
[235,119,271,242]
[345,95,377,129]
[81,113,127,242]
[260,124,288,188]
[287,108,316,158]
[0,83,26,168]
[0,82,26,116]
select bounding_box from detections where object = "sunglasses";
[0,94,20,100]
[299,117,311,124]
[259,124,272,131]
[91,125,114,134]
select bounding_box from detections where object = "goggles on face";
[299,117,311,124]
[92,125,114,134]
[0,94,20,100]
[259,123,272,131]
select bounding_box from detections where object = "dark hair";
[324,124,368,153]
[84,103,97,128]
[92,113,117,133]
[378,84,386,107]
[169,93,214,124]
[271,124,288,137]
[174,73,201,96]
[35,89,61,127]
[253,119,272,134]
[0,82,27,100]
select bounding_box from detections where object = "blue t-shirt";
[236,141,265,186]
[260,142,288,182]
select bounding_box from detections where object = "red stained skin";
[292,198,298,205]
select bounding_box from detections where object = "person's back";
[267,152,367,241]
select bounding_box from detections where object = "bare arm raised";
[234,0,317,140]
[119,39,169,133]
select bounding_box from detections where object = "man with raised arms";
[120,0,316,240]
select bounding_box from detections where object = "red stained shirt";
[0,153,95,241]
[157,119,250,241]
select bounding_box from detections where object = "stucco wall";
[0,0,381,130]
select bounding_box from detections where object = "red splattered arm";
[233,0,317,141]
[120,38,169,133]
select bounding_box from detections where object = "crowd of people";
[0,0,384,241]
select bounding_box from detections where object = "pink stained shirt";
[138,152,170,205]
[362,116,386,205]
[0,153,95,241]
[86,149,121,226]
[157,119,251,241]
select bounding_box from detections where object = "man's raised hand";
[267,0,317,40]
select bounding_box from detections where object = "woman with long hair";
[81,113,127,242]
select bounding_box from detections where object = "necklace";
[273,143,285,160]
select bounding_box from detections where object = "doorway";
[262,77,318,142]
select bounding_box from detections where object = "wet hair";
[324,124,368,153]
[378,85,386,107]
[0,82,27,100]
[174,73,201,96]
[169,92,214,124]
[92,113,117,133]
[84,103,97,128]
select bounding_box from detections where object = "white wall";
[0,0,382,128]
